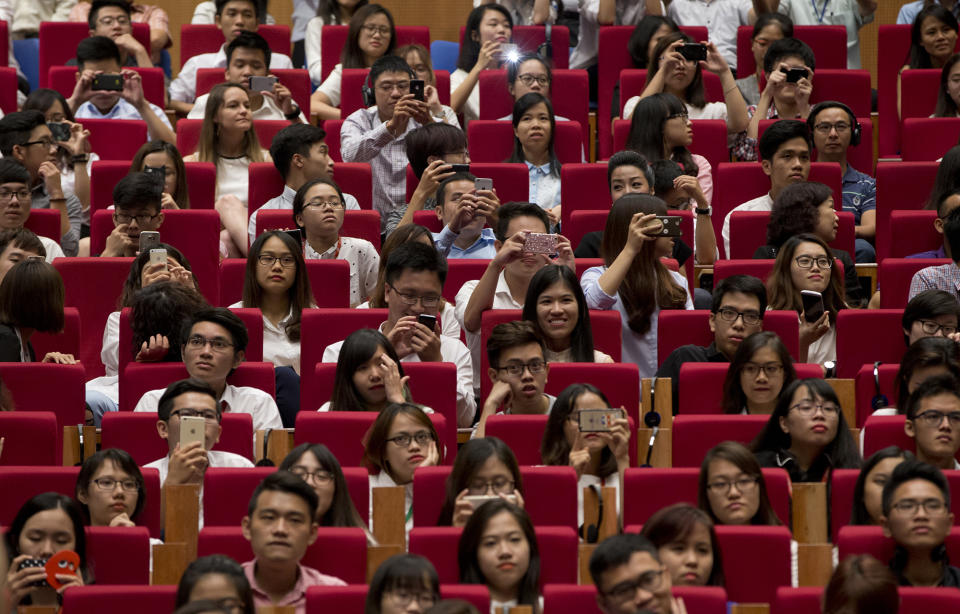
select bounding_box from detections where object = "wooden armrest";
[372,485,406,549]
[637,427,671,468]
[151,542,188,585]
[797,543,834,586]
[164,484,200,560]
[641,377,673,427]
[730,606,770,614]
[826,379,856,428]
[792,482,828,543]
[63,425,81,466]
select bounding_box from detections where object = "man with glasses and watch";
[590,533,687,614]
[657,275,767,414]
[97,172,164,257]
[0,111,83,257]
[135,308,282,433]
[474,320,554,438]
[322,242,476,427]
[0,160,62,263]
[904,375,960,471]
[880,459,960,587]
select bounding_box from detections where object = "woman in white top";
[766,233,845,365]
[236,231,313,374]
[304,0,370,86]
[451,4,514,125]
[540,383,629,530]
[580,195,693,378]
[184,83,270,258]
[507,93,562,225]
[458,499,542,613]
[311,4,396,120]
[624,31,748,140]
[293,178,379,307]
[436,436,526,528]
[320,328,418,412]
[721,331,797,415]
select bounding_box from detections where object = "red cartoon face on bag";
[45,550,80,589]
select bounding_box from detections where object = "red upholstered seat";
[23,208,61,243]
[175,119,288,157]
[444,259,492,303]
[196,68,311,116]
[338,69,456,116]
[100,411,255,465]
[218,258,351,308]
[32,307,81,363]
[90,161,217,212]
[0,364,85,442]
[324,119,342,162]
[0,68,15,115]
[656,309,800,364]
[543,363,638,427]
[885,211,940,259]
[479,415,548,466]
[294,412,453,467]
[467,120,583,164]
[774,585,960,614]
[901,118,960,161]
[835,309,906,378]
[860,414,938,460]
[623,467,790,528]
[620,69,725,110]
[877,25,913,156]
[875,161,940,261]
[85,526,150,584]
[246,161,285,212]
[715,525,792,603]
[900,69,942,120]
[728,210,856,259]
[0,413,59,465]
[879,258,949,309]
[299,308,388,376]
[80,119,148,160]
[838,525,960,566]
[735,25,848,78]
[671,415,770,467]
[456,25,571,69]
[179,24,291,67]
[307,584,490,613]
[61,585,176,614]
[412,210,444,233]
[559,164,609,230]
[853,363,899,428]
[319,25,430,84]
[256,209,381,250]
[677,362,826,414]
[48,65,166,109]
[38,21,149,86]
[117,361,273,413]
[713,258,775,285]
[543,585,728,614]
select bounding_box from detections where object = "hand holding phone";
[523,232,558,254]
[149,248,168,271]
[678,43,707,63]
[578,408,625,432]
[248,75,278,92]
[782,67,810,83]
[410,79,425,102]
[91,73,123,91]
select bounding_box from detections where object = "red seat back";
[559,163,610,230]
[542,362,639,428]
[838,525,960,567]
[886,211,941,259]
[32,307,81,362]
[85,526,150,584]
[861,414,917,459]
[807,70,872,117]
[443,259,491,303]
[672,415,770,467]
[678,362,826,414]
[255,209,381,250]
[319,25,430,84]
[545,585,727,614]
[620,69,725,110]
[196,68,311,117]
[117,361,273,413]
[877,25,913,157]
[0,413,59,465]
[175,119,287,157]
[49,65,165,108]
[332,162,374,210]
[412,210,443,232]
[340,68,368,117]
[728,210,856,259]
[300,308,388,376]
[308,584,490,612]
[219,258,351,308]
[853,363,900,428]
[713,259,775,284]
[324,119,343,161]
[735,25,849,79]
[484,414,548,466]
[23,208,61,243]
[179,24,291,67]
[836,309,906,378]
[91,161,217,212]
[81,119,148,160]
[715,525,792,603]
[100,411,255,464]
[61,585,176,614]
[878,258,949,309]
[246,161,284,212]
[0,364,85,441]
[467,120,583,164]
[656,309,801,364]
[902,118,960,161]
[875,161,940,261]
[774,585,960,614]
[0,67,14,114]
[38,21,149,86]
[900,69,943,120]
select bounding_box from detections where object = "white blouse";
[228,302,302,374]
[303,236,380,307]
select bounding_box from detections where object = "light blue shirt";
[432,227,497,259]
[898,1,960,24]
[75,98,173,140]
[525,160,561,211]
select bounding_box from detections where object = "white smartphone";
[179,416,206,449]
[463,494,516,508]
[149,248,167,271]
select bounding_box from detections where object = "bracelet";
[695,207,711,216]
[71,154,88,164]
[284,105,301,120]
[49,197,66,201]
[723,85,739,95]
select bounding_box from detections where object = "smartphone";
[180,416,206,449]
[282,228,303,244]
[91,73,123,91]
[17,558,49,587]
[248,75,277,92]
[783,67,809,83]
[417,314,437,330]
[464,494,517,508]
[678,43,707,63]
[801,290,825,323]
[149,248,167,271]
[474,177,493,192]
[646,215,682,238]
[523,232,558,254]
[410,79,425,102]
[450,163,470,174]
[499,43,520,62]
[139,230,160,253]
[578,408,624,433]
[48,122,70,141]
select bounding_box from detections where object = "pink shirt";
[242,560,346,614]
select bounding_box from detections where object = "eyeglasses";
[706,476,759,495]
[602,569,665,604]
[257,254,297,268]
[742,362,784,378]
[794,255,833,269]
[186,334,234,352]
[171,408,220,422]
[891,498,948,516]
[917,319,958,336]
[289,467,334,483]
[495,359,547,377]
[788,401,840,416]
[91,477,139,492]
[210,597,244,614]
[667,112,689,122]
[114,212,160,226]
[388,590,437,609]
[715,307,762,325]
[813,122,850,134]
[386,431,434,448]
[304,199,344,210]
[387,284,440,307]
[467,477,516,495]
[376,80,410,93]
[913,410,960,428]
[0,189,30,202]
[517,74,549,86]
[20,139,58,150]
[361,24,391,37]
[97,15,131,26]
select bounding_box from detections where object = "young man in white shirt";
[904,375,960,471]
[169,0,294,115]
[322,241,477,427]
[0,160,64,262]
[135,307,283,432]
[769,0,877,70]
[67,36,175,145]
[97,172,164,257]
[248,123,359,247]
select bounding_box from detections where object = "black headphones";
[579,484,604,544]
[361,64,417,108]
[536,22,553,61]
[807,100,861,147]
[871,361,889,411]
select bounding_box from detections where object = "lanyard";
[810,0,829,24]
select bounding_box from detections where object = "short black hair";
[215,0,257,16]
[225,30,271,69]
[405,122,468,179]
[113,172,163,213]
[247,470,319,521]
[156,378,221,423]
[269,124,327,179]
[944,206,960,264]
[384,241,447,288]
[495,201,549,242]
[0,110,46,157]
[369,55,413,89]
[88,0,131,30]
[589,533,661,589]
[903,290,960,343]
[711,274,768,314]
[752,12,793,40]
[436,172,476,208]
[181,307,249,353]
[0,229,45,259]
[881,458,951,517]
[0,158,30,185]
[292,177,345,222]
[506,54,552,88]
[904,373,960,419]
[762,37,816,74]
[486,320,545,370]
[650,159,684,196]
[608,150,654,191]
[76,35,122,69]
[758,119,811,162]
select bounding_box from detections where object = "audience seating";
[412,210,443,233]
[558,163,611,231]
[219,258,351,308]
[86,526,151,584]
[728,210,856,259]
[81,119,149,160]
[318,25,430,84]
[413,465,578,529]
[774,585,960,614]
[712,258,775,285]
[884,211,941,259]
[404,162,531,205]
[294,411,453,467]
[900,68,942,121]
[90,160,217,212]
[656,309,801,365]
[175,119,288,157]
[860,414,923,459]
[48,65,166,109]
[543,585,727,614]
[901,118,960,162]
[38,21,150,87]
[612,118,730,173]
[874,161,940,261]
[455,25,571,69]
[838,525,960,566]
[877,25,913,157]
[117,361,274,413]
[467,120,583,164]
[806,70,873,117]
[195,67,311,116]
[255,209,381,250]
[299,308,388,371]
[307,584,490,612]
[757,117,873,175]
[61,585,176,614]
[179,24,292,68]
[23,208,61,243]
[620,69,725,111]
[323,119,343,161]
[878,258,949,309]
[0,67,15,115]
[671,415,770,467]
[0,413,60,465]
[32,307,81,364]
[677,362,826,414]
[715,526,792,603]
[409,525,578,585]
[835,309,906,378]
[100,411,255,465]
[443,259,491,303]
[543,362,639,423]
[484,414,638,466]
[853,363,899,428]
[734,25,848,79]
[0,363,85,440]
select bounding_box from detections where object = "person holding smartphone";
[96,172,165,257]
[437,437,525,528]
[450,4,514,125]
[431,172,500,259]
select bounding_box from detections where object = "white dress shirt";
[75,99,173,141]
[170,45,294,103]
[248,185,360,247]
[569,0,646,70]
[322,322,476,427]
[188,92,307,123]
[776,0,874,70]
[39,236,64,262]
[472,0,557,25]
[356,300,463,342]
[303,236,380,307]
[134,383,283,431]
[229,302,301,374]
[707,0,754,69]
[721,192,773,257]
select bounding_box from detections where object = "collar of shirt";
[495,269,525,308]
[524,160,553,175]
[304,238,340,259]
[281,184,297,206]
[450,228,497,256]
[841,164,869,184]
[218,383,239,413]
[704,342,726,361]
[263,308,295,335]
[243,560,311,607]
[78,99,137,119]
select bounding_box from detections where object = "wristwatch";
[284,105,301,120]
[694,206,712,216]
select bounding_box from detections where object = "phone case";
[474,178,493,191]
[148,248,167,268]
[578,409,622,432]
[523,233,557,254]
[180,416,206,449]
